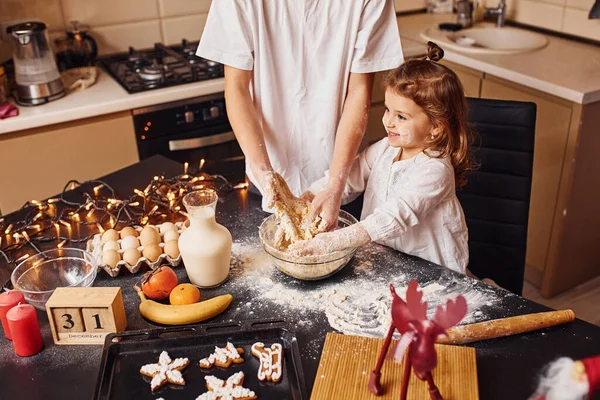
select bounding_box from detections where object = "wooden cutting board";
[310,333,479,400]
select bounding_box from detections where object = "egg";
[142,244,162,262]
[102,249,120,269]
[102,240,120,252]
[139,226,161,246]
[163,230,179,243]
[163,240,180,258]
[121,236,140,251]
[101,229,119,244]
[120,226,138,239]
[122,248,141,266]
[160,222,177,234]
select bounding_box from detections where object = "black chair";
[458,98,537,295]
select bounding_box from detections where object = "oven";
[133,93,245,183]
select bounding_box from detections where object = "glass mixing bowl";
[258,210,359,280]
[11,248,97,310]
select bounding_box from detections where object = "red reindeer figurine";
[368,280,468,400]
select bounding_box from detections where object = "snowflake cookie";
[140,351,190,392]
[199,342,245,368]
[195,371,257,400]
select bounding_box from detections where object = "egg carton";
[86,222,186,278]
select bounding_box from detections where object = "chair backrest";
[458,98,537,295]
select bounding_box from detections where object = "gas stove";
[97,39,223,93]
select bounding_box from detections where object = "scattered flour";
[229,240,502,339]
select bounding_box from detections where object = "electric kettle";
[6,21,65,106]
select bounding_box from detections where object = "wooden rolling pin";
[436,309,575,345]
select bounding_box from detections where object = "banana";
[135,288,233,325]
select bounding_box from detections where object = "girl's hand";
[288,232,339,257]
[288,223,372,257]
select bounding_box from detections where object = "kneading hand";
[288,223,372,257]
[308,183,344,232]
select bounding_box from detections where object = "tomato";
[141,266,178,300]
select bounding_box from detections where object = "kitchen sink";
[420,24,549,55]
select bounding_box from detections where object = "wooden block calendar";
[46,287,127,345]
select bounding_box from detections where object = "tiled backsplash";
[0,0,597,64]
[489,0,600,41]
[0,0,212,62]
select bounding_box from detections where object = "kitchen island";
[1,155,599,400]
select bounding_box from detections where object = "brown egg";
[163,240,180,258]
[101,229,119,244]
[139,226,161,246]
[122,248,142,266]
[142,244,162,262]
[159,222,177,234]
[102,240,120,252]
[102,249,120,269]
[163,230,179,243]
[120,226,138,239]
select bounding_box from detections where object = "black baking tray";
[93,319,307,400]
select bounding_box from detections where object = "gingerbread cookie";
[140,351,190,392]
[195,371,257,400]
[199,342,245,369]
[251,342,283,382]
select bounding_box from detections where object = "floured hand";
[266,173,327,250]
[309,184,344,232]
[288,223,372,257]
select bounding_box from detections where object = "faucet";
[484,0,506,27]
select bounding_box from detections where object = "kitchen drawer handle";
[168,131,236,151]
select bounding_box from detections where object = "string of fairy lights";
[0,160,247,269]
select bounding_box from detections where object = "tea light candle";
[0,290,25,340]
[7,303,43,356]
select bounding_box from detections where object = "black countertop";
[1,155,599,400]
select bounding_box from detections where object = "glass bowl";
[11,248,97,310]
[258,210,359,280]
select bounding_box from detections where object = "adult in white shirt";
[197,0,403,227]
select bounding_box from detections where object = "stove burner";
[181,39,197,55]
[127,47,149,67]
[98,40,224,94]
[139,64,167,81]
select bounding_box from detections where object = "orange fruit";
[169,283,201,305]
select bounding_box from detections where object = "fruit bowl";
[258,210,359,280]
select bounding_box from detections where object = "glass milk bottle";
[179,190,232,287]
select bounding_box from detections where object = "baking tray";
[93,319,307,400]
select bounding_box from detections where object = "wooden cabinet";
[440,60,483,98]
[0,111,139,214]
[481,76,574,286]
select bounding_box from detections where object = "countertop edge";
[0,77,225,136]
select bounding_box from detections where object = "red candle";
[0,290,25,340]
[7,303,43,356]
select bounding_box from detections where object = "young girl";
[289,42,475,274]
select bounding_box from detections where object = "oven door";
[137,125,246,183]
